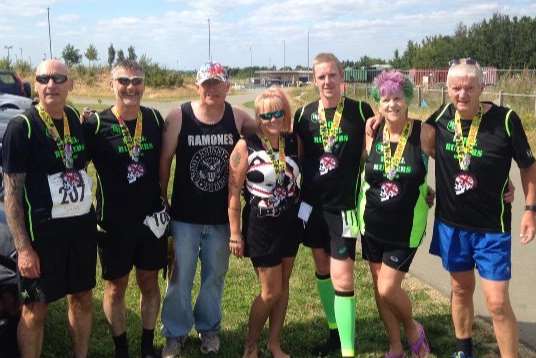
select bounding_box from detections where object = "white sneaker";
[162,336,185,358]
[199,332,220,354]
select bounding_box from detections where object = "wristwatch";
[524,205,536,212]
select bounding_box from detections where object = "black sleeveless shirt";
[359,121,428,248]
[170,101,240,224]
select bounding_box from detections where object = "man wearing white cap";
[160,62,256,357]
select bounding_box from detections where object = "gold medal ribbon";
[111,107,143,161]
[36,104,73,169]
[454,105,482,171]
[260,135,286,183]
[382,120,413,180]
[318,97,345,153]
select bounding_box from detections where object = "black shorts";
[98,221,168,280]
[361,235,417,272]
[21,216,97,304]
[244,215,301,268]
[302,208,356,261]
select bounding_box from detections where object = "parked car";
[0,70,31,98]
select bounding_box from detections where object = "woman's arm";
[228,139,249,257]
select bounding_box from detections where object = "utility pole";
[283,40,286,70]
[4,45,13,64]
[249,45,253,81]
[20,48,23,61]
[208,18,211,62]
[307,30,310,69]
[47,7,53,58]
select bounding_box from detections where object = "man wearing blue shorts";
[421,59,536,358]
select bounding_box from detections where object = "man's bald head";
[35,59,70,77]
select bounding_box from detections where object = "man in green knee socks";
[293,52,374,357]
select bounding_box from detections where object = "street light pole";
[47,7,53,58]
[208,18,211,62]
[4,45,13,65]
[283,40,285,70]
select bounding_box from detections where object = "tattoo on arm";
[231,152,241,169]
[3,173,31,252]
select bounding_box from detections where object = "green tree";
[107,43,115,68]
[85,44,98,67]
[62,43,82,66]
[116,49,125,63]
[127,46,137,61]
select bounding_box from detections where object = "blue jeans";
[161,221,230,338]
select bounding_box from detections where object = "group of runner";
[1,52,534,358]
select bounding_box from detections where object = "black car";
[0,70,31,98]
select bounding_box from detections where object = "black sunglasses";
[114,76,144,86]
[449,58,477,67]
[35,74,68,84]
[259,110,284,121]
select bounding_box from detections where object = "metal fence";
[345,83,536,119]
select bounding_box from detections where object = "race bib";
[143,207,171,239]
[341,209,358,238]
[298,201,313,223]
[48,170,92,219]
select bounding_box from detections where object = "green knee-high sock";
[316,274,337,329]
[334,292,356,357]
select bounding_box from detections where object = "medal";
[382,120,413,181]
[454,106,482,171]
[319,153,338,175]
[318,97,345,153]
[111,107,144,182]
[380,180,400,202]
[127,162,145,184]
[454,172,477,195]
[260,135,286,185]
[36,104,73,169]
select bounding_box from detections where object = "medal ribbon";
[111,107,143,161]
[454,105,482,171]
[382,120,413,180]
[260,135,286,183]
[318,97,345,153]
[36,104,73,169]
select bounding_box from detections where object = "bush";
[139,55,184,88]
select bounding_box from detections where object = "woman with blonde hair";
[228,87,301,358]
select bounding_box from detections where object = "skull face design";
[454,173,476,195]
[319,154,338,176]
[380,181,400,202]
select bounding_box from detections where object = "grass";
[41,246,503,358]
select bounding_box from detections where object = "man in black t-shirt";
[83,60,166,358]
[159,62,256,357]
[2,59,97,358]
[293,53,374,357]
[421,59,536,358]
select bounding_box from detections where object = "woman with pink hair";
[358,71,432,358]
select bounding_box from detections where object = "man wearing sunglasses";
[159,62,256,357]
[82,59,167,358]
[2,59,97,357]
[293,53,374,357]
[421,58,536,358]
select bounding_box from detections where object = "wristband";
[525,205,536,212]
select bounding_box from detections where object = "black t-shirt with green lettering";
[1,105,95,228]
[293,97,374,211]
[83,106,163,228]
[425,102,534,232]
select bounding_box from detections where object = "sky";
[1,0,535,71]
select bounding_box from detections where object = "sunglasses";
[35,74,68,84]
[449,58,477,67]
[259,110,284,121]
[114,76,144,86]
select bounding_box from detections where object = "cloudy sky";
[1,0,535,70]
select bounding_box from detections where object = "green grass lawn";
[41,245,500,358]
[40,102,502,357]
